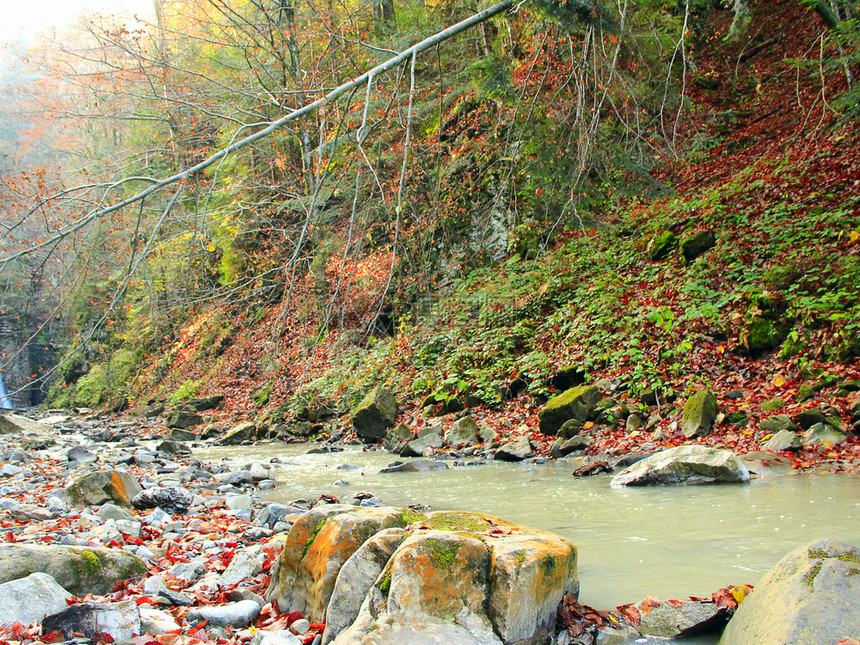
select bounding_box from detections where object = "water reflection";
[195,443,860,609]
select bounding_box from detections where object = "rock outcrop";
[351,387,398,443]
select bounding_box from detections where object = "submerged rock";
[610,445,749,487]
[720,538,860,645]
[378,459,448,473]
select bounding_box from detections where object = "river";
[196,443,860,612]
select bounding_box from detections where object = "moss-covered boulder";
[679,230,716,264]
[351,387,398,443]
[221,421,257,445]
[760,415,798,435]
[648,231,677,261]
[0,544,146,596]
[67,470,142,507]
[265,505,405,619]
[445,416,479,449]
[538,385,600,435]
[681,388,718,438]
[719,539,860,645]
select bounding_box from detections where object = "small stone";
[289,618,310,634]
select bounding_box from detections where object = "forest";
[0,0,859,642]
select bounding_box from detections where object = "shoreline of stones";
[1,410,858,645]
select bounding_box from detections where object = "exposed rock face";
[66,470,143,507]
[0,544,147,596]
[0,414,45,434]
[165,409,204,429]
[720,538,860,645]
[538,386,600,435]
[0,572,73,627]
[221,421,257,445]
[681,388,718,438]
[351,387,398,442]
[268,507,578,645]
[610,445,750,487]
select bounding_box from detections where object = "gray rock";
[42,600,140,641]
[227,494,253,511]
[220,471,254,486]
[0,414,45,434]
[378,459,448,474]
[222,422,258,445]
[186,599,261,628]
[96,503,135,522]
[169,558,207,582]
[132,486,194,514]
[681,389,718,438]
[762,430,802,452]
[249,462,270,481]
[167,428,200,442]
[10,503,53,521]
[67,470,143,507]
[0,449,31,463]
[760,415,799,434]
[156,440,191,456]
[0,464,23,477]
[494,436,533,462]
[166,410,204,430]
[0,572,73,627]
[610,445,749,487]
[67,446,98,464]
[720,538,860,645]
[139,606,181,634]
[351,387,398,443]
[803,423,846,447]
[290,618,311,634]
[401,428,443,457]
[0,544,146,595]
[252,630,301,645]
[221,549,263,587]
[445,417,479,449]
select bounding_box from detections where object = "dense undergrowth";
[43,0,860,457]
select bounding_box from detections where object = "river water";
[196,443,860,612]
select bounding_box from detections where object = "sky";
[1,0,153,46]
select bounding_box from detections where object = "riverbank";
[2,410,860,645]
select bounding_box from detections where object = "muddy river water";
[196,443,860,613]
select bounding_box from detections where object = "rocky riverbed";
[1,410,858,645]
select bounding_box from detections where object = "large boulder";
[331,511,578,645]
[720,538,860,645]
[165,409,203,429]
[445,416,479,449]
[610,445,750,487]
[538,386,600,435]
[264,506,577,645]
[679,230,716,264]
[0,572,73,627]
[681,388,718,438]
[322,528,409,644]
[66,470,143,507]
[222,421,258,445]
[352,387,398,443]
[495,436,533,462]
[401,427,443,457]
[0,544,147,596]
[265,505,406,619]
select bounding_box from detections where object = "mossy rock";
[221,421,258,445]
[741,317,790,356]
[761,397,785,412]
[681,388,718,438]
[352,387,398,443]
[538,385,600,435]
[254,382,273,408]
[679,229,716,264]
[648,231,677,261]
[760,415,799,434]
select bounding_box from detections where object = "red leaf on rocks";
[284,611,303,626]
[619,604,641,626]
[666,599,685,608]
[639,596,661,615]
[92,632,115,645]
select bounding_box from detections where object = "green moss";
[425,538,459,569]
[81,549,102,573]
[301,519,328,559]
[761,397,785,411]
[378,569,392,594]
[400,508,426,526]
[424,511,494,536]
[803,561,823,590]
